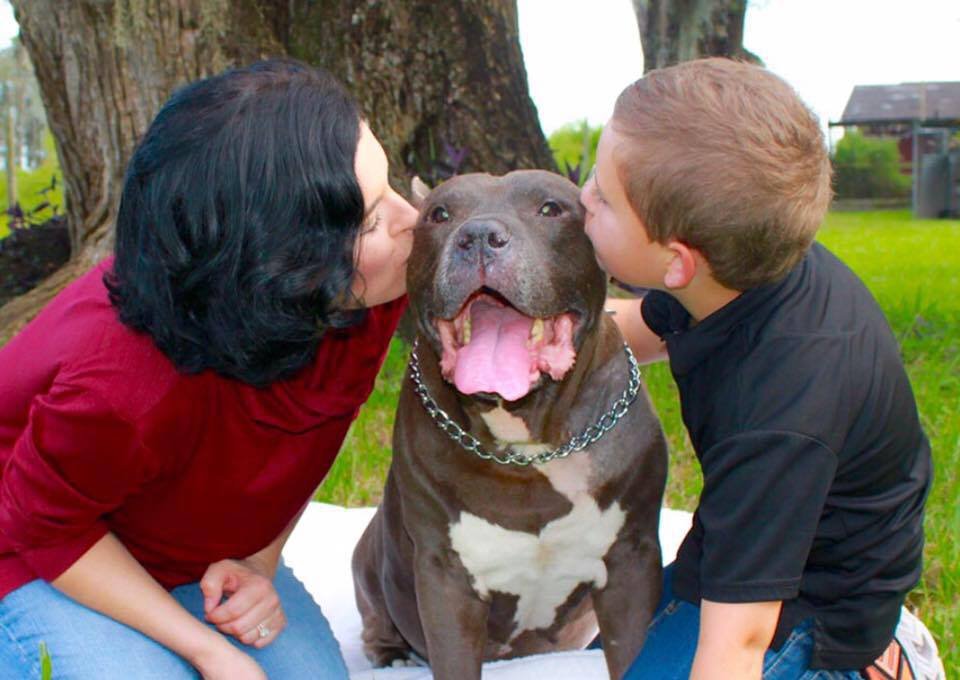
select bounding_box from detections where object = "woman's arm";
[605,297,668,364]
[201,500,312,646]
[53,532,265,680]
[244,499,310,577]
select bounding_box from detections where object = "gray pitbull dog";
[352,170,667,680]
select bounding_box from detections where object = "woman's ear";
[411,176,431,209]
[663,240,698,290]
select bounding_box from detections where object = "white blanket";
[282,503,692,679]
[282,503,945,680]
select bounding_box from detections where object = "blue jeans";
[624,565,863,680]
[0,562,348,679]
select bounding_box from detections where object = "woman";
[0,60,417,679]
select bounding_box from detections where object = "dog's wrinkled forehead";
[418,170,583,224]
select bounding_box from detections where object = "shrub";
[832,129,911,199]
[0,130,63,239]
[548,120,601,186]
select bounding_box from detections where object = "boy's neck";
[669,278,742,323]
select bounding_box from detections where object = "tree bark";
[3,0,275,343]
[632,0,760,74]
[1,0,552,346]
[286,0,555,186]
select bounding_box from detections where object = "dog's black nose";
[457,221,510,252]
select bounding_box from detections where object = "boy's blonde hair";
[611,58,832,290]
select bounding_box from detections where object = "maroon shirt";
[0,259,406,598]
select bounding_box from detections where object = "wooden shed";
[832,82,960,218]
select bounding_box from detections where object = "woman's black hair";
[106,59,367,387]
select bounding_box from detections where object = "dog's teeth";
[462,316,472,345]
[531,318,544,343]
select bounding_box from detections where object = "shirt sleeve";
[696,430,837,602]
[0,379,148,582]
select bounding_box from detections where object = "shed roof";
[836,82,960,127]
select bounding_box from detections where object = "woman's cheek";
[356,237,385,277]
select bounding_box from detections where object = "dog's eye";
[538,201,562,217]
[428,206,450,223]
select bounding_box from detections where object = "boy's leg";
[170,560,349,679]
[762,618,862,679]
[0,579,198,679]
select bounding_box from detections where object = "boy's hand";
[690,599,781,680]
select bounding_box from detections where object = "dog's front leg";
[414,551,490,680]
[592,536,662,679]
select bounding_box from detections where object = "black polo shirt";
[641,242,931,670]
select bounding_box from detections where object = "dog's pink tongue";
[454,299,536,401]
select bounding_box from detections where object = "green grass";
[314,335,409,507]
[39,641,52,680]
[319,209,958,670]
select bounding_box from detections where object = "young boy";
[584,59,932,679]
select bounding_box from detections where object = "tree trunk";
[632,0,760,74]
[1,0,552,347]
[3,0,276,344]
[286,0,555,186]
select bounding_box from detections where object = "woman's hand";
[200,557,287,648]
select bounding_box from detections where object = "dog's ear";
[411,176,431,209]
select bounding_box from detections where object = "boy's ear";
[663,241,697,290]
[411,176,431,209]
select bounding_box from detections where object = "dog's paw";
[390,657,421,668]
[366,645,426,669]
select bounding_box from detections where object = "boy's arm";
[690,599,781,680]
[605,297,667,364]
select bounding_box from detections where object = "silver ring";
[257,622,271,639]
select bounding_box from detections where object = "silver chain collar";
[407,339,642,467]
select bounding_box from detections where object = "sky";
[2,0,959,143]
[517,0,960,141]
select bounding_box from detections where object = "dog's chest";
[448,408,625,639]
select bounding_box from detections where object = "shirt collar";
[665,253,808,376]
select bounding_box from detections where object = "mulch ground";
[0,217,71,309]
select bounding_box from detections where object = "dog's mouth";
[433,288,578,402]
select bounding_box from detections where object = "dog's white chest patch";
[449,453,625,639]
[479,406,551,459]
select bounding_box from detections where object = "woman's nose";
[391,192,418,236]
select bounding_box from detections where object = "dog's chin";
[422,289,580,403]
[461,390,501,404]
[459,374,549,404]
